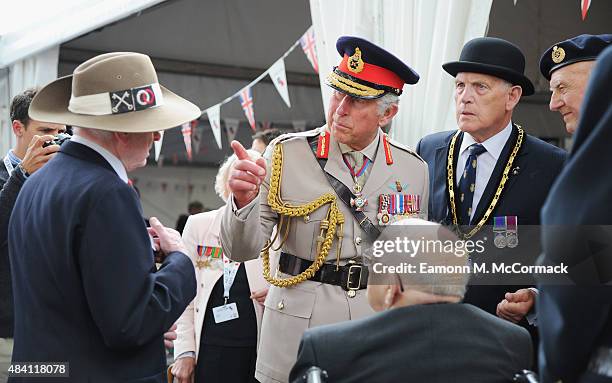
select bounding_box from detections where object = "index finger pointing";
[231,140,249,160]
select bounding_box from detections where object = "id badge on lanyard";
[3,155,15,175]
[212,255,241,324]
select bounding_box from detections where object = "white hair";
[387,218,469,299]
[376,93,399,116]
[214,149,262,202]
[73,126,114,142]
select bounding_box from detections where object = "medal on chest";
[196,245,223,269]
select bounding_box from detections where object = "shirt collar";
[338,128,381,161]
[71,135,129,183]
[7,149,21,165]
[460,121,513,161]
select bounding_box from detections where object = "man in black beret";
[416,37,567,347]
[537,44,612,383]
[540,34,612,134]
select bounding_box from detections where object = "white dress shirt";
[455,122,513,221]
[71,135,129,184]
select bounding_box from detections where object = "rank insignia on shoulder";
[377,193,421,225]
[316,130,330,159]
[382,134,393,165]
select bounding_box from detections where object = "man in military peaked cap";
[540,34,612,134]
[416,37,567,349]
[220,36,429,383]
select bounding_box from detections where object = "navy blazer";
[8,141,196,382]
[416,125,566,319]
[290,303,533,383]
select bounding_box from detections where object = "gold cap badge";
[348,47,365,73]
[552,45,565,64]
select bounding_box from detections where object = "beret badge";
[348,47,365,73]
[552,45,566,64]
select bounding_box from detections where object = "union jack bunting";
[239,87,256,131]
[581,0,592,20]
[300,26,319,73]
[181,122,193,161]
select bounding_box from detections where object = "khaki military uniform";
[220,125,429,383]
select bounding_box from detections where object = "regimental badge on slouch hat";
[539,34,612,80]
[326,36,420,99]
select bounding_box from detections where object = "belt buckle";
[346,260,363,297]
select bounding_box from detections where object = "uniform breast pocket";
[283,200,330,260]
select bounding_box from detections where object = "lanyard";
[3,155,15,175]
[222,254,241,304]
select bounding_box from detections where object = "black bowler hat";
[539,34,612,80]
[443,37,534,96]
[326,36,419,99]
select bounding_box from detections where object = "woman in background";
[171,149,268,383]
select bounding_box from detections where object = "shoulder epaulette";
[385,133,426,163]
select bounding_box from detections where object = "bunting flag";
[513,0,517,5]
[239,87,256,131]
[269,58,291,108]
[192,120,203,155]
[224,118,240,143]
[581,0,591,20]
[292,120,307,132]
[206,104,222,149]
[181,122,193,161]
[300,26,319,73]
[153,131,164,162]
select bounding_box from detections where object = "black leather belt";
[279,252,368,291]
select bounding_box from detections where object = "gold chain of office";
[447,126,524,239]
[261,143,345,287]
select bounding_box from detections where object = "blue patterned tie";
[457,144,487,225]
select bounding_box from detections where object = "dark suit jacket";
[8,141,196,382]
[416,125,566,314]
[290,303,533,383]
[0,160,26,338]
[537,46,612,383]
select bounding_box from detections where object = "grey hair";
[376,93,399,116]
[215,149,262,202]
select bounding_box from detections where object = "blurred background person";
[172,149,268,383]
[250,128,284,154]
[290,219,533,383]
[0,88,65,380]
[176,201,206,235]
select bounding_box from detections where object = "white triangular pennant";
[269,58,291,108]
[206,104,222,149]
[513,0,517,5]
[224,118,240,143]
[192,122,203,155]
[154,131,164,161]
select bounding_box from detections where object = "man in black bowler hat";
[540,34,612,135]
[415,37,567,342]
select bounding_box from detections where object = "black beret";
[539,34,612,80]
